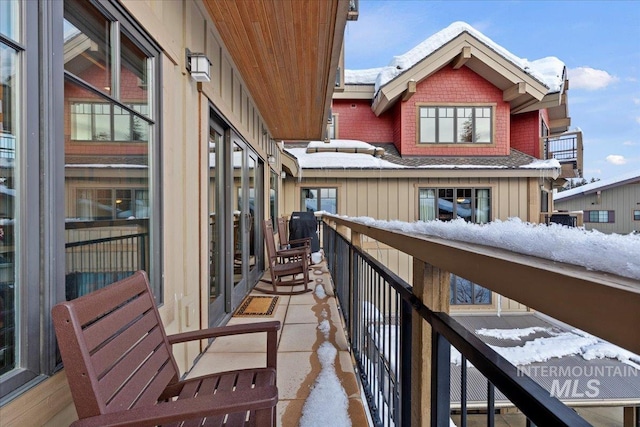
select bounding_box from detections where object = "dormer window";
[418,105,493,144]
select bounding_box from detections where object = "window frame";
[300,187,337,214]
[450,274,492,305]
[327,113,338,140]
[69,101,150,142]
[417,104,495,145]
[584,210,615,223]
[633,210,640,221]
[417,186,491,224]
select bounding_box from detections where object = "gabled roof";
[554,170,640,201]
[341,22,569,131]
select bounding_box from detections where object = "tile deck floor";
[187,262,370,427]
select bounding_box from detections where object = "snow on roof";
[335,215,640,281]
[554,169,640,201]
[307,139,376,150]
[345,21,565,94]
[286,140,560,172]
[518,158,561,169]
[285,147,407,169]
[452,328,640,369]
[286,147,403,169]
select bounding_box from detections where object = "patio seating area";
[186,261,369,426]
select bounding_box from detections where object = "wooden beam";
[402,80,417,102]
[503,82,527,102]
[451,46,471,69]
[327,216,640,355]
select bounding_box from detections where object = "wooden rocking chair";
[256,219,311,295]
[277,217,311,251]
[52,271,279,427]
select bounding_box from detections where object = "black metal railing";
[65,218,149,299]
[0,219,149,376]
[322,222,590,427]
[543,132,579,162]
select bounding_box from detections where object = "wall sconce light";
[186,49,211,82]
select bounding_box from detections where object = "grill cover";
[289,211,319,252]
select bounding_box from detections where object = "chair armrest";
[71,386,278,427]
[276,247,309,258]
[167,320,280,344]
[289,237,311,246]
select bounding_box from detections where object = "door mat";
[234,296,280,317]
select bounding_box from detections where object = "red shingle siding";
[511,111,542,158]
[332,99,394,142]
[399,66,510,156]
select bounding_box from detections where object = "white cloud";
[633,98,640,105]
[636,116,640,125]
[605,154,627,165]
[623,141,639,146]
[568,67,619,90]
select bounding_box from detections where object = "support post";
[411,258,450,427]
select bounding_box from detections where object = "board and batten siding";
[555,181,640,234]
[283,175,539,313]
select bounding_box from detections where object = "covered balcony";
[541,130,584,180]
[187,215,639,425]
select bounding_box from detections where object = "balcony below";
[541,130,584,179]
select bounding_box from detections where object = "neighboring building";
[282,22,583,313]
[0,0,351,423]
[554,170,640,234]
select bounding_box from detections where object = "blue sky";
[343,0,640,181]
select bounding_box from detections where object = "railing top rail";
[323,215,640,355]
[65,218,149,230]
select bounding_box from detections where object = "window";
[450,275,491,305]
[584,210,615,223]
[302,187,337,214]
[64,0,161,306]
[327,113,337,139]
[634,210,640,221]
[70,102,149,141]
[0,1,21,384]
[75,188,149,220]
[1,0,161,402]
[418,188,490,224]
[419,106,492,144]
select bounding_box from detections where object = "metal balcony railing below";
[322,221,590,427]
[542,131,583,166]
[65,218,149,299]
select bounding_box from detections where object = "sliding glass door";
[208,112,263,326]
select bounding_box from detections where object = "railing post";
[350,231,362,343]
[411,258,450,427]
[431,330,451,427]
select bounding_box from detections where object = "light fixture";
[268,155,276,164]
[186,49,211,82]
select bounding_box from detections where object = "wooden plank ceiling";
[203,0,348,141]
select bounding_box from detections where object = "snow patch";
[476,326,550,340]
[315,284,327,299]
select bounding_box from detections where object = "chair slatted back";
[52,271,180,419]
[263,220,279,270]
[276,217,288,248]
